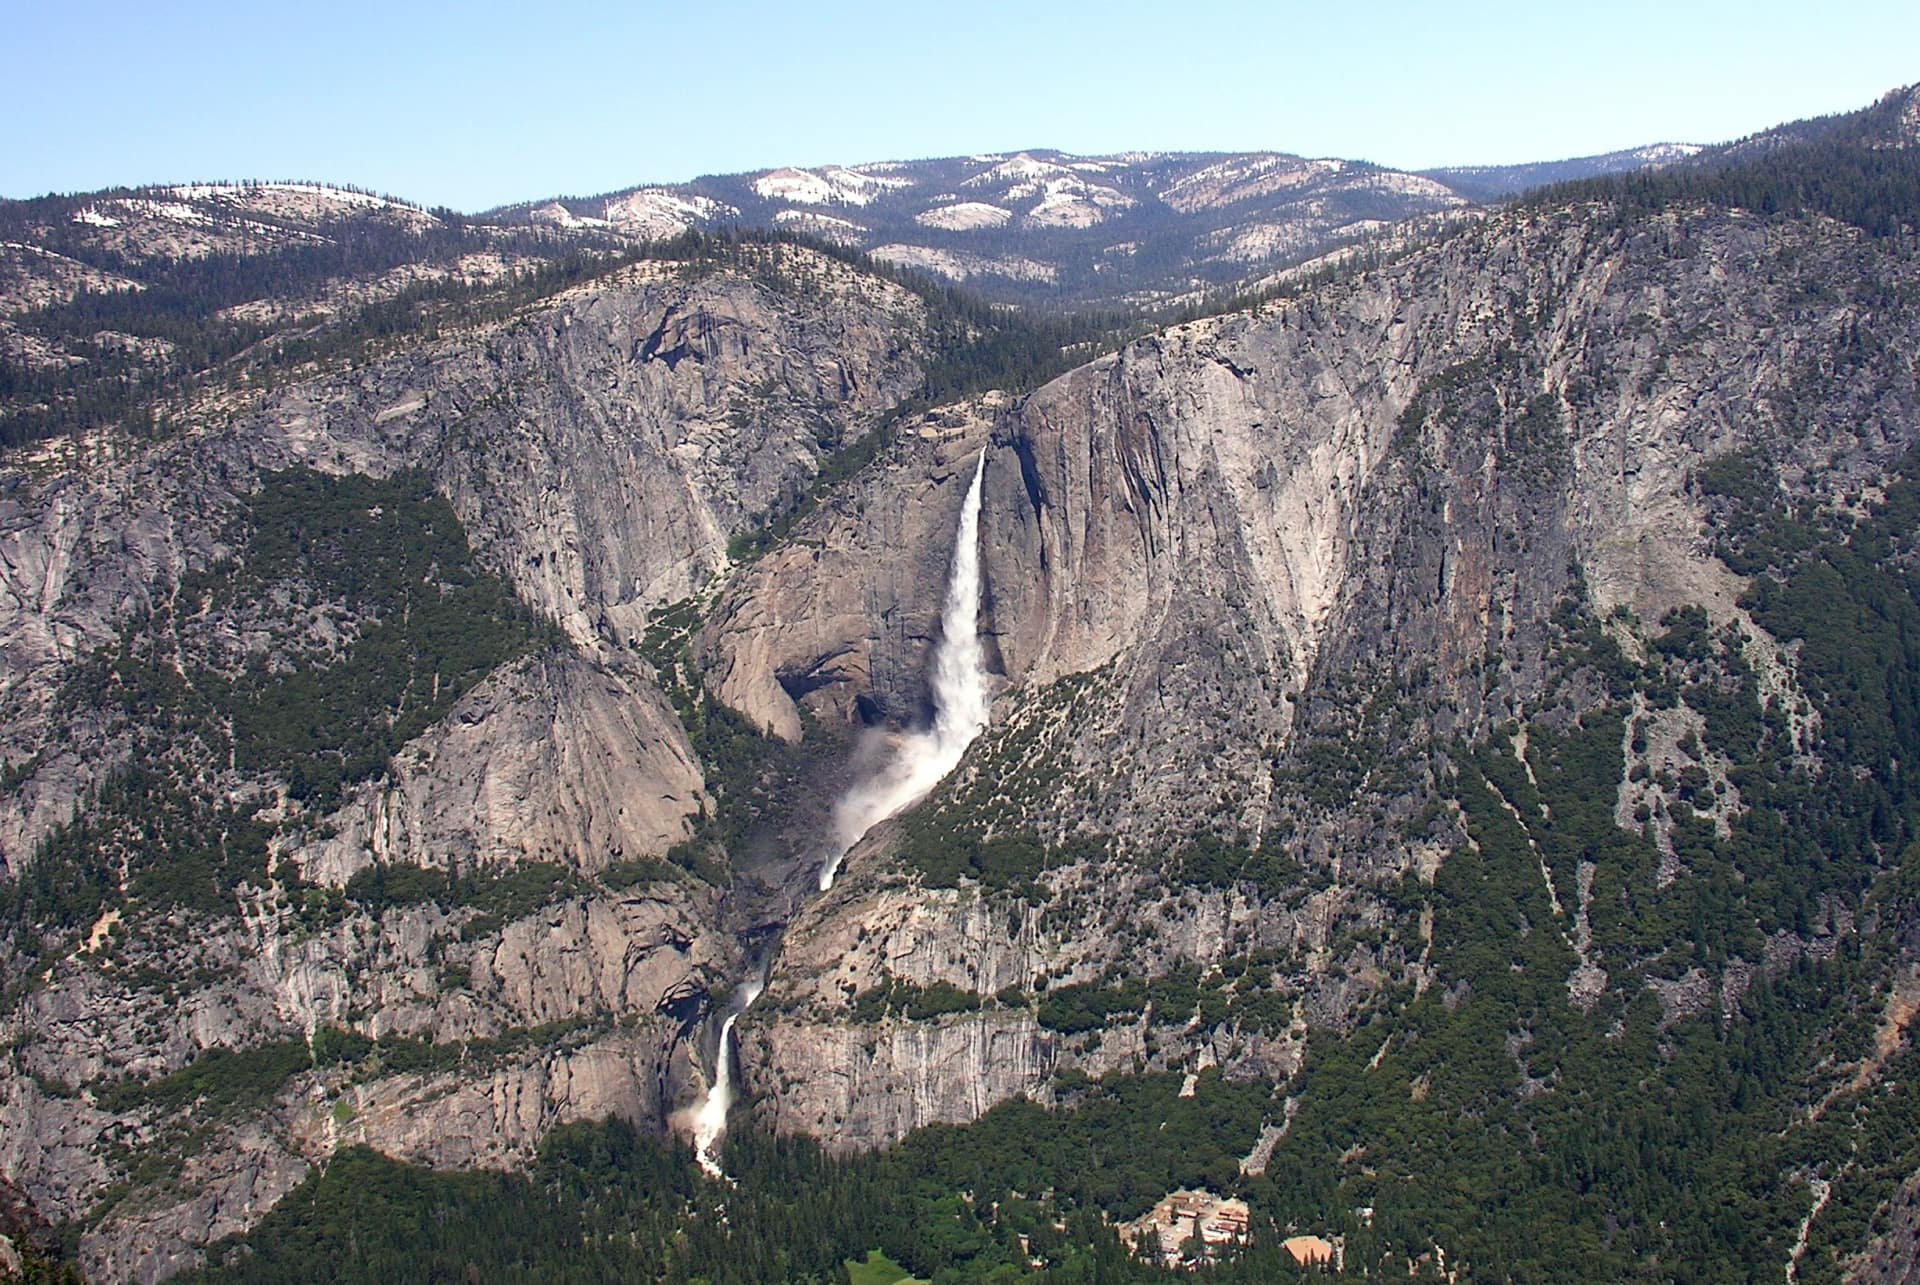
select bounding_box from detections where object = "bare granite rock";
[297,650,704,887]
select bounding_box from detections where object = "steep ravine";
[689,447,995,1172]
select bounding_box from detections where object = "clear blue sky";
[4,0,1915,211]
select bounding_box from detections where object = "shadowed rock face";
[701,400,1009,743]
[0,1173,59,1278]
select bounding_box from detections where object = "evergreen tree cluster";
[1526,113,1920,241]
[184,1071,1311,1285]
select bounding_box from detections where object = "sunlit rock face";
[708,200,1920,1151]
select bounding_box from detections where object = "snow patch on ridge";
[774,209,868,243]
[752,166,915,206]
[1160,155,1324,213]
[602,190,737,237]
[528,202,609,230]
[169,182,413,210]
[117,199,208,225]
[915,202,1013,231]
[1632,143,1707,164]
[963,153,1075,188]
[1025,179,1135,229]
[870,244,1057,283]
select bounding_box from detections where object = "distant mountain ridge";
[0,129,1799,339]
[488,142,1709,307]
[0,140,1702,422]
[482,85,1920,307]
[1419,143,1706,201]
[1718,81,1920,156]
[1,83,1911,454]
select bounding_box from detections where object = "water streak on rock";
[819,450,991,891]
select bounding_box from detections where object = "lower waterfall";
[691,975,765,1177]
[689,448,992,1177]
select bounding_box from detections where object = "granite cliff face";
[6,117,1920,1278]
[242,251,927,645]
[1,248,926,874]
[0,243,933,1280]
[705,200,1920,1153]
[712,201,1920,850]
[975,203,1891,829]
[296,651,701,888]
[701,398,1011,744]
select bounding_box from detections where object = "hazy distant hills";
[7,84,1912,339]
[1418,142,1705,201]
[0,137,1708,436]
[484,84,1920,309]
[494,149,1467,308]
[490,141,1712,307]
[2,83,1911,452]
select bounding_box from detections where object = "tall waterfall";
[820,449,991,891]
[688,448,991,1178]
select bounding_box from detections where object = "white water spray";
[819,449,991,891]
[688,449,991,1178]
[692,974,764,1178]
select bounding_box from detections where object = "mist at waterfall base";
[689,450,992,1178]
[819,450,992,891]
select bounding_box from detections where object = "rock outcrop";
[297,650,703,887]
[702,399,1008,741]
